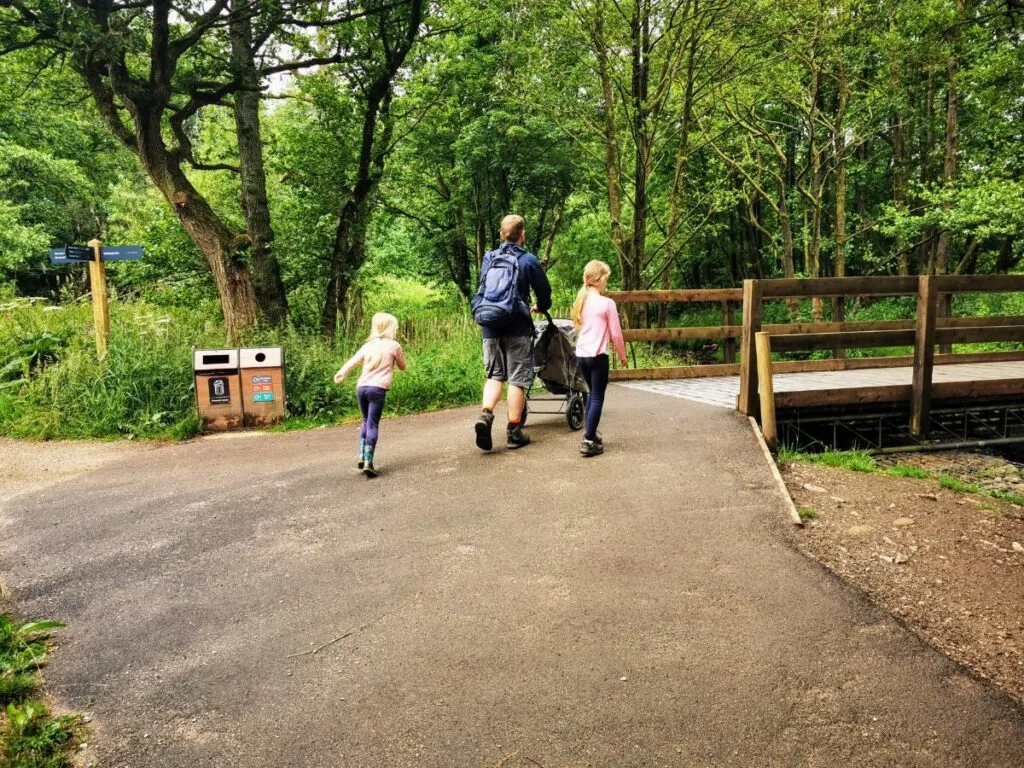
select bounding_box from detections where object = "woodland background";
[1,0,1022,438]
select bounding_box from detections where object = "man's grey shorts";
[483,336,535,388]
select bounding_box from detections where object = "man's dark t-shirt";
[474,243,552,339]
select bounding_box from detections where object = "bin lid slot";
[203,353,231,365]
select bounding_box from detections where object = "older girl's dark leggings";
[357,386,388,447]
[576,354,609,441]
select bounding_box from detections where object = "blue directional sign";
[100,245,144,262]
[48,245,94,265]
[48,245,144,265]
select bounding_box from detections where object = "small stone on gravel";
[893,517,915,527]
[803,483,827,493]
[1012,542,1023,554]
[846,525,874,538]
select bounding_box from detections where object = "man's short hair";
[500,214,525,243]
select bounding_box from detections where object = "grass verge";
[781,448,1024,509]
[0,615,83,767]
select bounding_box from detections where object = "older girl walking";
[571,260,627,457]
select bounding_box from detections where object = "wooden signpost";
[48,240,144,357]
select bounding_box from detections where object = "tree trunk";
[920,65,938,271]
[450,206,474,299]
[594,10,627,274]
[934,34,959,277]
[891,63,910,275]
[627,0,651,326]
[230,0,288,325]
[136,115,258,341]
[834,65,849,279]
[320,0,423,337]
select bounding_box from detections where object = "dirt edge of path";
[781,461,1024,707]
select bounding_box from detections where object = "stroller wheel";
[567,392,585,431]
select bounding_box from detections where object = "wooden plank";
[938,293,952,354]
[935,350,1024,365]
[622,325,741,342]
[933,274,1024,294]
[770,329,916,351]
[763,319,915,334]
[911,275,938,437]
[931,378,1024,400]
[723,300,737,363]
[760,276,919,298]
[760,316,1024,336]
[773,377,1024,411]
[755,333,777,451]
[748,416,803,527]
[605,288,742,303]
[775,385,912,409]
[942,315,1024,327]
[609,363,739,381]
[738,279,763,415]
[832,296,846,361]
[933,325,1024,345]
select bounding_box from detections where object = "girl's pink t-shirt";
[338,339,406,390]
[575,294,626,360]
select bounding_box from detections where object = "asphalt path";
[2,387,1023,767]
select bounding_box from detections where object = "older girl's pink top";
[337,339,406,390]
[575,293,627,361]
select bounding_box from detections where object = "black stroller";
[522,313,588,431]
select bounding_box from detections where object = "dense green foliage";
[0,615,81,767]
[0,0,1022,437]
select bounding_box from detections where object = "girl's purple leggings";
[357,386,388,448]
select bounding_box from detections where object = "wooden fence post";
[831,296,846,364]
[87,238,109,358]
[754,332,777,451]
[738,279,763,415]
[723,300,736,364]
[911,275,937,437]
[938,292,953,354]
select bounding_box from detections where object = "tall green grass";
[0,296,494,439]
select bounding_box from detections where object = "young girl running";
[571,260,627,457]
[333,312,407,477]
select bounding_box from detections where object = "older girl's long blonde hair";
[570,260,612,329]
[363,312,399,371]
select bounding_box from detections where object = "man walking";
[471,214,552,451]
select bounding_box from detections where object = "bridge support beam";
[738,280,763,415]
[911,275,938,438]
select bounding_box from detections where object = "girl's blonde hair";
[363,312,399,371]
[570,260,612,328]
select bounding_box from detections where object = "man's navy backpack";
[472,244,527,329]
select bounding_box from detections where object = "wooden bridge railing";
[744,274,1024,447]
[605,288,743,381]
[605,276,1024,429]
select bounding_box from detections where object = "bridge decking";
[620,360,1024,409]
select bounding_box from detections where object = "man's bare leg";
[482,379,503,412]
[507,385,525,423]
[476,379,503,451]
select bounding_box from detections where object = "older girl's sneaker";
[580,438,604,457]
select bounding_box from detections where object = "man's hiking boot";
[580,438,604,457]
[475,410,495,451]
[507,423,531,450]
